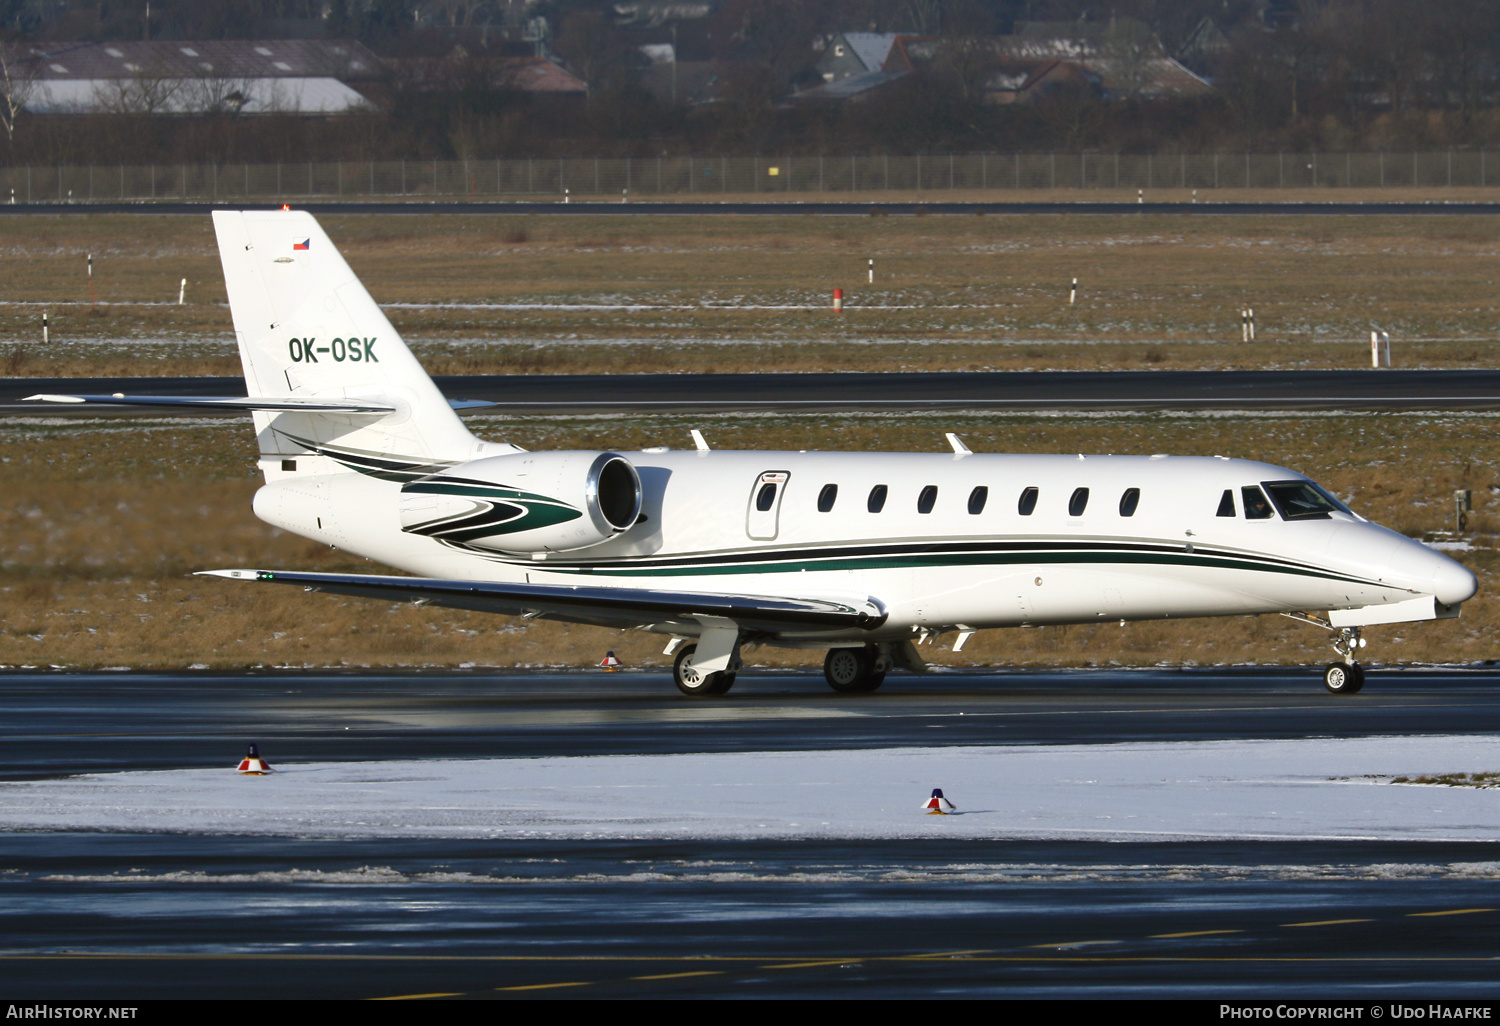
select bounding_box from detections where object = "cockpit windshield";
[1262,480,1352,521]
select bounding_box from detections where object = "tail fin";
[212,210,485,472]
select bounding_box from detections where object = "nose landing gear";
[1283,613,1368,695]
[1323,626,1366,695]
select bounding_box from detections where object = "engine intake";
[398,451,642,553]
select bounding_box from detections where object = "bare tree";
[0,45,37,143]
[91,59,182,114]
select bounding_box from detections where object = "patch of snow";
[1,736,1497,843]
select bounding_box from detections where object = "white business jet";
[28,210,1478,696]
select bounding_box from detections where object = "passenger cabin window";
[1263,480,1349,521]
[968,486,988,515]
[1242,485,1274,520]
[868,484,888,513]
[817,484,838,512]
[1018,486,1039,516]
[756,483,778,512]
[1068,487,1089,516]
[917,485,938,514]
[1216,489,1236,517]
[1119,487,1140,517]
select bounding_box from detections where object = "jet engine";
[397,450,642,554]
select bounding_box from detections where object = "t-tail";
[212,209,503,480]
[26,209,506,482]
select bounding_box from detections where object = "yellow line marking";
[900,949,991,959]
[764,959,861,970]
[495,982,593,992]
[370,993,464,1001]
[1282,919,1374,928]
[1030,940,1120,950]
[1150,929,1242,939]
[1408,908,1496,918]
[630,971,724,981]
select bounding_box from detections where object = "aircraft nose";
[1429,551,1479,606]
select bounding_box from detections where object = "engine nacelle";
[397,450,642,553]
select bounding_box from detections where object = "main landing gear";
[1322,625,1366,695]
[672,643,736,696]
[823,644,887,694]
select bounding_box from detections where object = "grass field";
[2,409,1493,671]
[2,209,1500,379]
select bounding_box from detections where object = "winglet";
[945,432,972,455]
[690,429,711,452]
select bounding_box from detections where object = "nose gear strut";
[1281,613,1367,695]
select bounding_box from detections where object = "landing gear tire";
[824,645,885,694]
[674,644,734,697]
[1323,661,1365,695]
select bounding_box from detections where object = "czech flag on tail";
[292,239,311,251]
[922,788,955,815]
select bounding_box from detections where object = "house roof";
[838,32,901,73]
[794,68,905,102]
[6,39,381,82]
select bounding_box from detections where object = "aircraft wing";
[198,569,888,635]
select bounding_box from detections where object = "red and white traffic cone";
[921,788,955,815]
[237,743,273,775]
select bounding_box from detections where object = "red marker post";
[833,288,844,313]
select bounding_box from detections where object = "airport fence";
[1,151,1498,202]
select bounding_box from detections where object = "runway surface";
[3,667,1499,998]
[3,200,1500,217]
[7,369,1500,416]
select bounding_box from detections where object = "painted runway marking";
[371,992,464,1000]
[496,981,593,991]
[764,959,861,970]
[1407,908,1495,917]
[1150,929,1242,939]
[1031,940,1120,950]
[1282,919,1374,927]
[631,971,725,980]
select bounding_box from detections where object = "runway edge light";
[598,651,622,671]
[237,743,273,775]
[922,788,955,815]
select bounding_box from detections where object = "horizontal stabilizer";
[25,393,397,414]
[24,394,495,413]
[198,568,888,635]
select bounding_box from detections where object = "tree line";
[4,0,1500,166]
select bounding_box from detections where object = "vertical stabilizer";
[213,210,487,470]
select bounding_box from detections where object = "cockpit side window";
[1216,489,1236,517]
[1263,480,1350,520]
[1242,485,1274,520]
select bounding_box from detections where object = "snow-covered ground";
[2,736,1497,842]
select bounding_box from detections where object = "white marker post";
[1241,309,1250,342]
[1248,308,1255,341]
[564,187,570,204]
[621,188,628,204]
[178,278,186,305]
[868,258,874,284]
[87,254,95,312]
[1069,277,1077,305]
[1382,330,1391,367]
[1371,330,1380,368]
[1192,188,1197,204]
[1137,188,1143,204]
[42,311,48,344]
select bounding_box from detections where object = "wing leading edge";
[198,569,888,635]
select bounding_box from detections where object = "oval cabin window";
[917,485,938,514]
[756,482,778,512]
[1069,487,1089,516]
[817,483,838,512]
[1018,486,1039,516]
[968,486,988,514]
[1119,487,1140,517]
[868,484,888,513]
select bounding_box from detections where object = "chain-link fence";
[0,152,1495,202]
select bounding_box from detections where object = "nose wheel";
[1324,626,1366,695]
[1323,660,1365,694]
